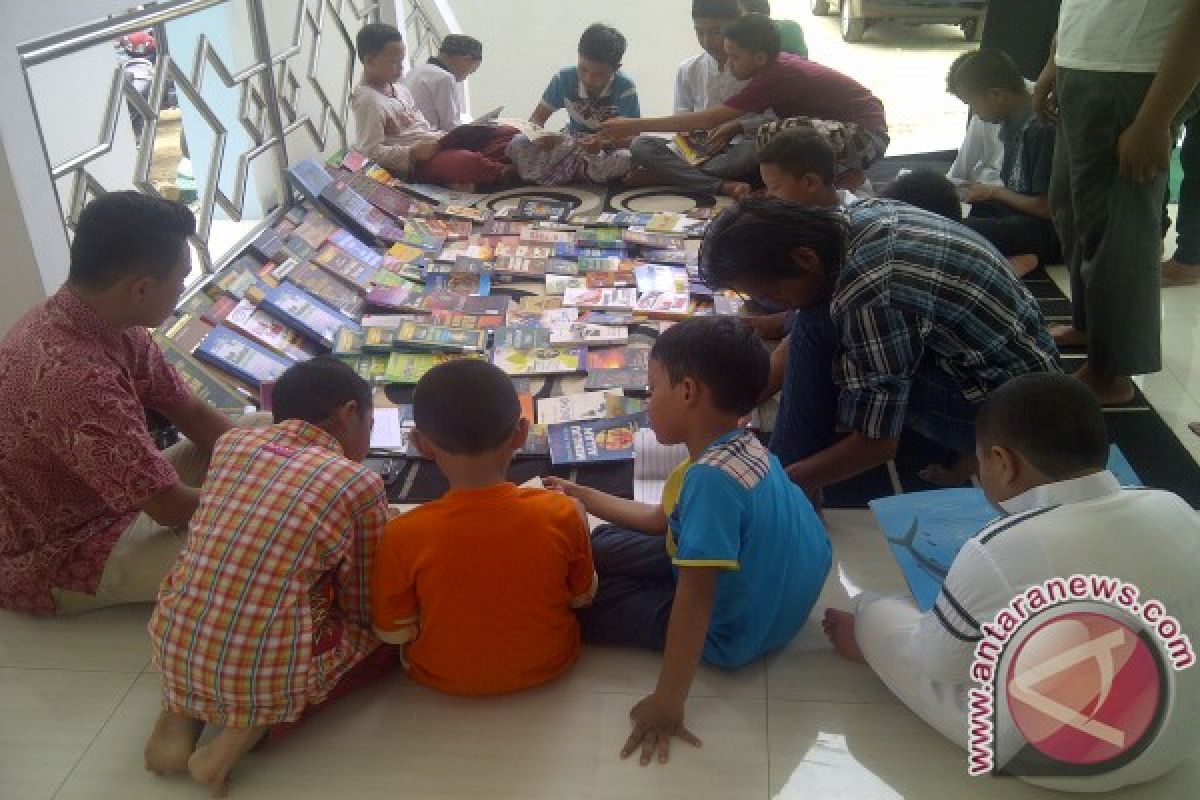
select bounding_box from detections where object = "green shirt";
[775,18,808,59]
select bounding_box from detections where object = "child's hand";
[542,475,584,499]
[965,182,995,203]
[597,116,640,142]
[621,693,701,765]
[704,121,740,154]
[579,134,605,154]
[411,137,441,163]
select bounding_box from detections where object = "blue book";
[286,159,334,204]
[869,445,1141,611]
[260,283,361,348]
[547,412,649,466]
[195,327,291,389]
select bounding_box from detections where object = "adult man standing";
[0,192,236,615]
[1037,0,1200,403]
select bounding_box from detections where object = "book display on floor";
[154,154,743,500]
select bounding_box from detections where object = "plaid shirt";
[831,200,1060,439]
[149,420,388,726]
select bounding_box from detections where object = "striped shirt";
[831,200,1060,439]
[149,420,389,726]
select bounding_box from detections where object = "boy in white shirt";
[403,35,482,132]
[825,373,1200,792]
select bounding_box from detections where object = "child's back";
[671,429,831,668]
[375,484,593,695]
[150,420,387,723]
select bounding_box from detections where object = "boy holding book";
[371,359,597,695]
[145,357,393,796]
[546,317,830,764]
[350,23,515,191]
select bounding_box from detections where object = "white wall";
[447,0,699,125]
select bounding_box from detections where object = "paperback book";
[314,242,379,290]
[537,390,623,425]
[392,321,488,353]
[155,333,248,413]
[223,298,320,362]
[383,351,484,383]
[285,262,366,319]
[259,282,362,347]
[561,287,638,311]
[547,413,648,465]
[195,326,291,389]
[548,322,628,347]
[491,345,587,376]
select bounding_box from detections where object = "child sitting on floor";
[372,359,597,695]
[824,373,1200,792]
[506,23,640,185]
[145,357,393,796]
[881,168,964,223]
[545,317,831,764]
[350,22,515,191]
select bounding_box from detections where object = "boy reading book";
[545,317,830,764]
[824,373,1200,792]
[350,23,515,192]
[371,359,598,695]
[145,357,393,795]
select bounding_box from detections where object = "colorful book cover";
[576,227,623,248]
[337,353,393,384]
[586,345,651,371]
[580,311,637,326]
[546,274,588,295]
[606,394,646,417]
[393,321,488,353]
[328,229,384,268]
[547,413,648,465]
[424,273,492,296]
[537,390,621,425]
[314,243,379,290]
[285,262,365,319]
[515,198,572,222]
[383,351,483,384]
[362,326,399,353]
[623,229,685,249]
[292,211,339,249]
[584,366,650,393]
[491,345,587,376]
[492,326,551,349]
[584,271,636,289]
[577,256,624,273]
[545,259,581,276]
[248,227,290,263]
[440,203,490,222]
[504,307,579,329]
[640,247,695,266]
[713,294,745,316]
[634,264,689,294]
[482,219,529,236]
[548,322,628,347]
[195,327,291,389]
[492,256,549,277]
[286,159,335,203]
[332,327,364,356]
[634,291,693,319]
[612,212,654,228]
[521,228,575,244]
[260,283,361,347]
[366,283,426,312]
[155,333,247,412]
[223,299,319,362]
[562,287,637,311]
[430,309,505,330]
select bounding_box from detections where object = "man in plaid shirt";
[700,196,1061,500]
[145,357,391,796]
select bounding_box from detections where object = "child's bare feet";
[1007,254,1039,276]
[144,711,202,775]
[918,454,977,487]
[1073,362,1136,405]
[718,180,752,200]
[188,725,268,797]
[822,609,866,663]
[1048,323,1087,348]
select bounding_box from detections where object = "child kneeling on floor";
[145,357,394,796]
[824,373,1200,793]
[546,317,831,764]
[371,359,597,695]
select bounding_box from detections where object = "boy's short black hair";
[693,0,742,19]
[882,169,963,223]
[757,130,836,185]
[68,190,196,290]
[723,13,780,60]
[440,34,482,60]
[272,356,373,425]
[976,373,1110,479]
[651,317,768,416]
[945,50,975,95]
[578,23,626,68]
[699,196,849,288]
[356,22,403,63]
[739,0,771,14]
[413,358,520,454]
[952,48,1026,96]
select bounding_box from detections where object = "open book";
[632,427,689,504]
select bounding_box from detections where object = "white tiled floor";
[4,510,1199,799]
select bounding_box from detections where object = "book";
[332,327,364,356]
[383,351,483,383]
[537,390,623,425]
[548,413,648,465]
[577,256,626,273]
[492,326,551,349]
[285,261,366,319]
[623,229,685,249]
[286,159,335,203]
[212,257,271,302]
[576,228,624,248]
[345,172,432,218]
[640,247,695,266]
[155,333,248,413]
[430,309,505,329]
[607,393,647,418]
[634,291,693,319]
[673,131,716,167]
[584,270,636,289]
[545,274,588,295]
[387,242,429,264]
[586,345,651,371]
[424,273,492,296]
[321,177,404,242]
[362,326,399,353]
[492,256,549,277]
[223,298,319,362]
[491,345,587,376]
[365,283,427,312]
[482,219,530,236]
[584,366,649,393]
[195,327,291,389]
[259,282,361,347]
[521,228,575,244]
[392,321,488,353]
[440,204,490,223]
[202,295,239,325]
[247,226,290,262]
[646,212,690,234]
[504,306,579,329]
[713,294,746,316]
[548,322,629,347]
[580,310,637,326]
[632,426,691,503]
[562,287,638,311]
[402,224,445,253]
[292,211,339,249]
[328,229,384,269]
[514,198,572,222]
[314,242,379,290]
[168,314,217,353]
[370,406,416,453]
[338,353,392,383]
[519,424,551,457]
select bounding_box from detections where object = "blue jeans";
[576,525,675,651]
[769,305,979,468]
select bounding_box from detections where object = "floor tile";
[0,605,152,672]
[0,668,137,800]
[562,645,766,700]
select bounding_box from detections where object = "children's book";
[673,131,716,167]
[491,345,587,376]
[548,322,628,347]
[362,326,400,353]
[392,321,488,353]
[547,413,648,465]
[285,262,365,319]
[259,282,361,347]
[195,327,291,389]
[492,326,551,349]
[365,282,427,312]
[338,353,392,384]
[167,314,217,353]
[537,390,623,425]
[869,446,1141,611]
[634,291,693,319]
[155,333,248,413]
[562,287,638,311]
[634,264,689,294]
[314,242,379,290]
[383,351,483,384]
[514,198,573,222]
[332,327,364,356]
[223,299,319,362]
[631,426,691,503]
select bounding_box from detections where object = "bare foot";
[918,454,978,487]
[1007,254,1039,276]
[1073,363,1136,405]
[1162,258,1200,287]
[144,711,202,775]
[822,609,866,663]
[1048,323,1087,348]
[718,180,752,200]
[188,725,268,797]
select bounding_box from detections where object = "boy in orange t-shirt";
[371,359,597,695]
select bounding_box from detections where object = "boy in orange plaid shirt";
[144,356,392,796]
